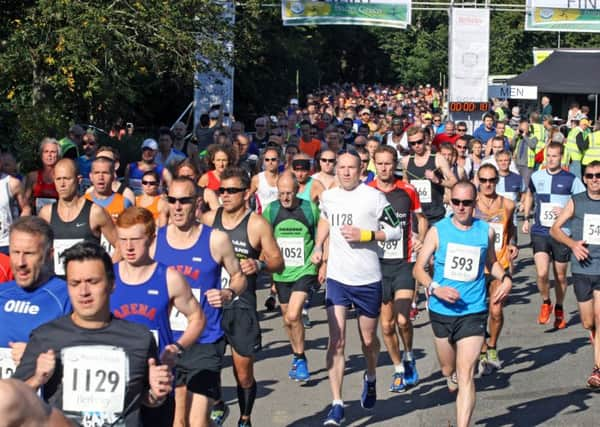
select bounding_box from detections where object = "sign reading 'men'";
[282,0,412,28]
[488,85,538,100]
[526,0,600,32]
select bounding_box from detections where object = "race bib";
[151,329,159,347]
[54,239,83,276]
[170,288,200,332]
[0,348,16,379]
[583,214,600,245]
[443,243,480,282]
[100,234,114,256]
[220,267,231,289]
[35,197,55,213]
[62,345,128,415]
[411,180,432,203]
[489,222,504,252]
[277,237,304,267]
[539,203,559,227]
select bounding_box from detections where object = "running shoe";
[587,366,600,389]
[210,400,229,426]
[389,372,406,393]
[238,419,252,427]
[323,404,344,426]
[302,309,312,329]
[409,306,419,321]
[486,348,503,370]
[289,357,299,380]
[403,358,419,386]
[264,294,276,311]
[294,358,310,381]
[477,354,492,377]
[447,372,458,393]
[360,372,377,410]
[554,307,567,329]
[538,302,553,324]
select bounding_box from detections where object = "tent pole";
[595,94,598,124]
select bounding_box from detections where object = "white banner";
[532,0,600,8]
[448,8,490,103]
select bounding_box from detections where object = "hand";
[240,259,259,275]
[311,248,323,265]
[492,279,512,304]
[552,206,563,217]
[205,289,226,308]
[522,219,530,234]
[572,240,590,262]
[518,203,525,213]
[34,349,56,387]
[432,286,460,304]
[424,169,436,181]
[148,358,173,400]
[318,262,327,285]
[160,344,180,370]
[412,235,423,253]
[340,225,361,242]
[508,244,519,260]
[8,341,27,365]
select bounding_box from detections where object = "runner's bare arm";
[9,176,31,216]
[522,190,533,233]
[90,204,121,261]
[37,203,52,223]
[435,154,458,188]
[311,218,330,264]
[487,228,512,303]
[413,226,438,287]
[210,229,246,299]
[254,215,284,274]
[166,268,205,349]
[550,199,589,261]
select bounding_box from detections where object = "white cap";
[290,98,299,105]
[141,138,158,150]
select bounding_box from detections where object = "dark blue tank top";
[154,225,222,344]
[128,162,164,195]
[111,262,174,355]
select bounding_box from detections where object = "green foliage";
[0,0,229,166]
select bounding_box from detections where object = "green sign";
[282,0,411,29]
[526,1,600,32]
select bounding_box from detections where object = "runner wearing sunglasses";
[414,180,512,427]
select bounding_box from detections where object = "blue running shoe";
[403,358,419,386]
[289,357,298,380]
[389,372,406,393]
[360,372,377,410]
[295,358,310,381]
[323,404,344,426]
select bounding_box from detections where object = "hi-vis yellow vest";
[565,127,583,163]
[583,130,600,166]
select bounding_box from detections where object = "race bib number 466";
[411,180,432,204]
[443,243,480,282]
[62,345,128,415]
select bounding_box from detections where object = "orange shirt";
[299,138,321,159]
[136,195,161,220]
[85,192,130,222]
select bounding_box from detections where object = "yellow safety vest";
[565,127,583,163]
[583,130,600,166]
[504,126,514,140]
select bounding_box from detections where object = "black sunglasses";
[167,196,196,204]
[585,173,600,179]
[320,158,336,163]
[142,180,158,186]
[451,198,475,207]
[457,128,467,132]
[219,187,246,194]
[264,157,278,162]
[409,139,425,146]
[478,177,498,184]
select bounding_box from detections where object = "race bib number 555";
[443,243,480,282]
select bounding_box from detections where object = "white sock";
[403,351,414,362]
[332,399,344,407]
[394,364,404,374]
[366,373,376,383]
[411,302,417,308]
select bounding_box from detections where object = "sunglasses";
[457,128,467,132]
[451,198,475,207]
[409,139,425,146]
[456,145,467,149]
[218,187,246,194]
[478,177,498,184]
[142,180,158,186]
[320,158,336,163]
[264,157,278,162]
[167,196,196,204]
[360,159,369,164]
[585,173,600,179]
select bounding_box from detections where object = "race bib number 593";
[443,243,480,282]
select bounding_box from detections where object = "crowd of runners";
[1,83,600,427]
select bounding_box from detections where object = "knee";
[361,334,379,350]
[489,307,503,322]
[329,336,345,354]
[285,310,301,325]
[237,375,254,389]
[380,319,396,336]
[582,318,595,330]
[536,272,548,282]
[397,313,410,329]
[440,365,454,377]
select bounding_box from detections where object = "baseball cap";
[360,108,371,115]
[141,138,158,150]
[290,98,299,105]
[423,113,433,120]
[580,118,590,126]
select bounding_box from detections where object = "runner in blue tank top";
[0,216,71,380]
[112,206,204,426]
[551,160,600,389]
[150,177,245,427]
[414,181,513,427]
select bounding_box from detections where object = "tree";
[0,0,231,160]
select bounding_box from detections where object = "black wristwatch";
[174,342,185,355]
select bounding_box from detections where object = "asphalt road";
[219,231,600,426]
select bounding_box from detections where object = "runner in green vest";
[263,171,321,382]
[582,127,600,170]
[565,118,590,179]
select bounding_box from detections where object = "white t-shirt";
[320,184,389,286]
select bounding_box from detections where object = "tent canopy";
[508,50,600,95]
